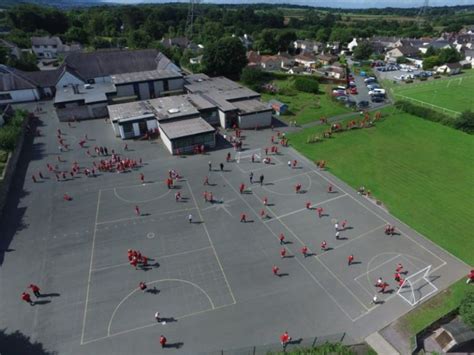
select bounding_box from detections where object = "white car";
[369,88,386,96]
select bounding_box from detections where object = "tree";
[315,27,331,42]
[276,30,297,52]
[424,45,438,58]
[202,36,247,79]
[454,111,474,134]
[127,29,151,49]
[0,46,8,65]
[438,47,461,64]
[460,289,474,328]
[255,29,279,53]
[240,67,270,91]
[64,26,89,44]
[294,77,319,94]
[423,56,441,70]
[353,41,373,60]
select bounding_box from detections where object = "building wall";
[238,110,272,129]
[138,82,150,100]
[218,110,228,128]
[87,102,108,118]
[94,76,112,83]
[56,105,89,121]
[160,129,173,153]
[168,78,184,92]
[56,71,84,88]
[0,89,40,104]
[154,81,164,96]
[159,130,216,155]
[116,84,135,97]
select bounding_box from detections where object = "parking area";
[0,101,469,354]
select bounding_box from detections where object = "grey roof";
[111,69,182,85]
[184,75,260,112]
[443,318,474,344]
[464,49,474,58]
[0,65,36,91]
[108,101,156,123]
[185,94,216,111]
[54,82,116,105]
[159,117,215,140]
[108,94,202,123]
[20,68,62,87]
[63,49,179,81]
[31,36,62,46]
[232,99,272,114]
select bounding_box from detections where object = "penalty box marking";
[286,149,449,270]
[96,206,197,226]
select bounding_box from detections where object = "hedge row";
[394,100,456,128]
[0,109,27,151]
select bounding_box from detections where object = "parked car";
[336,95,350,102]
[332,90,346,97]
[357,100,370,109]
[349,87,358,94]
[371,95,385,103]
[368,88,386,96]
[364,77,377,83]
[367,83,381,90]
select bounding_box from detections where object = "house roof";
[159,117,215,140]
[446,62,462,69]
[111,69,182,85]
[161,37,190,49]
[63,49,179,81]
[31,36,62,46]
[393,46,420,56]
[0,65,37,91]
[296,53,316,61]
[247,51,261,64]
[317,53,337,61]
[54,82,117,105]
[231,99,272,114]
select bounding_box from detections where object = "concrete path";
[365,331,400,355]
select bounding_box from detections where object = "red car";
[349,87,358,95]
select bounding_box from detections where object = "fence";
[202,332,355,355]
[392,93,462,117]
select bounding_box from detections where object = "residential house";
[316,53,338,66]
[295,53,317,68]
[436,62,462,75]
[370,36,400,49]
[293,40,321,54]
[385,46,420,61]
[322,64,346,80]
[161,37,190,50]
[31,36,82,59]
[287,66,305,74]
[462,49,474,67]
[348,38,359,52]
[246,51,262,67]
[0,39,21,59]
[259,53,294,71]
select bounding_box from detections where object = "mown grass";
[287,106,474,265]
[261,76,351,125]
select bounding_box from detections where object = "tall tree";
[202,36,247,79]
[353,41,373,60]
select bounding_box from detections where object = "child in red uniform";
[301,246,309,258]
[321,240,327,251]
[280,331,292,349]
[260,209,266,219]
[328,184,333,193]
[348,254,354,265]
[316,207,323,218]
[139,282,147,291]
[467,270,474,284]
[295,184,302,194]
[279,233,285,245]
[159,335,167,348]
[306,201,312,209]
[28,284,41,297]
[396,263,404,273]
[240,213,247,223]
[135,206,140,216]
[239,183,245,194]
[273,265,280,276]
[280,248,287,258]
[21,292,34,305]
[263,197,268,206]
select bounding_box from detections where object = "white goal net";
[235,148,262,163]
[397,265,438,306]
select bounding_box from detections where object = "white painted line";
[96,207,196,226]
[113,186,171,204]
[186,180,237,305]
[220,172,359,322]
[91,246,213,272]
[80,190,102,345]
[354,254,402,281]
[107,278,215,336]
[265,193,348,222]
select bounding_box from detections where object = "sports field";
[392,73,474,115]
[288,107,474,265]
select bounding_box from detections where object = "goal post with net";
[235,148,262,163]
[396,265,438,306]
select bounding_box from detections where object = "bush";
[240,67,271,91]
[294,77,319,94]
[454,111,474,134]
[459,289,474,329]
[0,125,21,151]
[394,100,456,128]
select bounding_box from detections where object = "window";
[122,123,133,133]
[0,93,12,100]
[163,80,169,91]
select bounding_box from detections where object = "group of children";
[128,249,149,269]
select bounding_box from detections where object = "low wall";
[0,113,33,219]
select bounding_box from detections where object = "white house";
[436,62,462,75]
[348,38,359,52]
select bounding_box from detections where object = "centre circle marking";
[146,232,155,239]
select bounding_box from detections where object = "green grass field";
[261,76,351,125]
[288,107,474,265]
[392,74,474,115]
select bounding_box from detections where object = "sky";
[102,0,474,8]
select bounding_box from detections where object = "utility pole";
[186,0,201,39]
